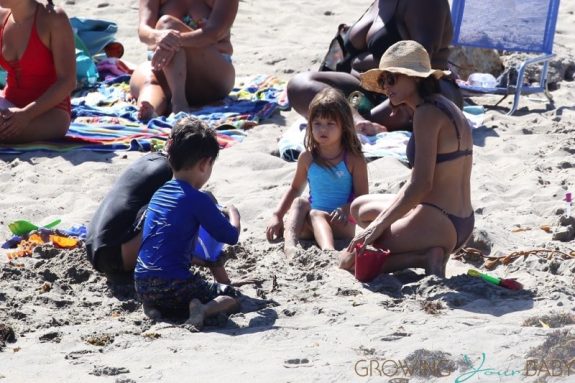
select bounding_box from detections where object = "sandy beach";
[0,0,574,382]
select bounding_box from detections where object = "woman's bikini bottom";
[421,202,475,250]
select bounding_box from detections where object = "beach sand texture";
[0,0,574,382]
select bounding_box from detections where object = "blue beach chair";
[450,0,561,115]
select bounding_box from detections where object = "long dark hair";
[305,88,364,168]
[47,0,54,5]
[417,76,441,99]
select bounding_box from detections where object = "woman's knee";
[287,72,316,97]
[155,15,183,30]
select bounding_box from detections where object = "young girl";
[266,88,368,256]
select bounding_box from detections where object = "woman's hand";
[266,214,284,242]
[0,108,31,141]
[155,29,182,52]
[330,207,348,224]
[151,46,175,71]
[355,120,387,136]
[346,219,386,252]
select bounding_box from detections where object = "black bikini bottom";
[421,202,475,250]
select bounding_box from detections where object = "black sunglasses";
[378,72,397,88]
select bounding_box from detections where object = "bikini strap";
[425,97,463,151]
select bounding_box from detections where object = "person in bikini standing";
[129,0,238,121]
[0,0,75,143]
[287,0,461,134]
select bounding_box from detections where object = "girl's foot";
[185,299,206,329]
[137,101,158,122]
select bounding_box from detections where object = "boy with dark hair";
[135,117,240,327]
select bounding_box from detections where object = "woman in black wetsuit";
[287,0,462,134]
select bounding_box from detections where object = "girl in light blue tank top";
[266,88,369,254]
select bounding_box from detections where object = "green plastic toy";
[8,219,61,236]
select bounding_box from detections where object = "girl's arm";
[348,105,442,248]
[16,8,75,120]
[179,0,238,49]
[266,151,311,241]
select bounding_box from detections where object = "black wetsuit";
[86,152,172,273]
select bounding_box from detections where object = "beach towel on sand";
[0,75,287,155]
[278,118,412,163]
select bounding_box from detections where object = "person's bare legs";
[350,193,396,228]
[186,296,239,329]
[0,108,70,144]
[341,201,456,277]
[309,210,336,250]
[309,209,356,250]
[129,62,169,121]
[162,48,190,114]
[287,71,362,118]
[284,197,313,257]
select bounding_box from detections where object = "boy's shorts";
[135,273,237,317]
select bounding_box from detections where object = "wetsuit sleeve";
[193,192,239,245]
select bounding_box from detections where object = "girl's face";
[378,72,419,106]
[311,115,342,148]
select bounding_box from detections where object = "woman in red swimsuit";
[339,41,474,278]
[0,0,75,143]
[129,0,238,121]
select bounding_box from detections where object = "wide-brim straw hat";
[360,40,451,94]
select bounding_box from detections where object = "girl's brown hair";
[305,88,364,168]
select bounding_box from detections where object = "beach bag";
[70,17,118,57]
[319,24,351,72]
[74,33,98,89]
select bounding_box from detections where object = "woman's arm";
[19,8,75,120]
[348,105,442,248]
[179,0,238,49]
[266,151,311,240]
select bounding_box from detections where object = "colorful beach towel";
[0,75,287,155]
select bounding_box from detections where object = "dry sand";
[1,0,574,382]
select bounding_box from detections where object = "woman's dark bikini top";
[406,97,473,169]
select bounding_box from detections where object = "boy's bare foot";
[425,247,446,278]
[137,101,158,122]
[185,299,206,329]
[143,303,162,321]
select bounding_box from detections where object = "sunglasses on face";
[378,72,397,88]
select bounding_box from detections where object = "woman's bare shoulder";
[42,2,70,22]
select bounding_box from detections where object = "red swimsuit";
[0,7,70,113]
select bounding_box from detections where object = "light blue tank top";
[308,159,353,212]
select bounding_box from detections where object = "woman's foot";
[185,299,206,329]
[425,247,447,278]
[137,101,158,122]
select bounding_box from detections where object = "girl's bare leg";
[284,197,313,257]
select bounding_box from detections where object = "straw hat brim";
[360,67,451,94]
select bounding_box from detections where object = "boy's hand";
[266,214,284,242]
[224,205,240,229]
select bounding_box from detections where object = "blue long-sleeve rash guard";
[135,179,239,280]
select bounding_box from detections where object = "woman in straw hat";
[339,40,474,278]
[287,0,461,135]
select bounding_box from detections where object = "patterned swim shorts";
[135,273,237,317]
